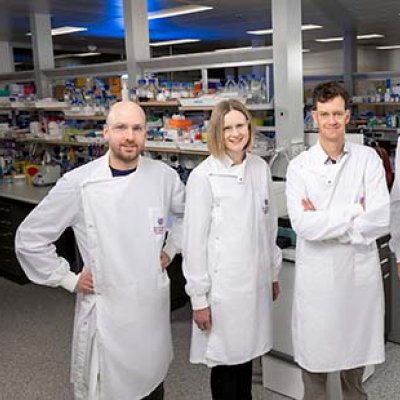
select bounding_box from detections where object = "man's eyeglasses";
[313,111,348,120]
[109,123,146,135]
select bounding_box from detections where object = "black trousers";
[142,382,164,400]
[210,360,253,400]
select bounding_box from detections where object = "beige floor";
[1,277,399,400]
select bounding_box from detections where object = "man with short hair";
[286,81,389,399]
[15,101,185,400]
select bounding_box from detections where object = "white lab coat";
[15,153,185,400]
[390,137,400,259]
[182,153,282,367]
[286,141,389,372]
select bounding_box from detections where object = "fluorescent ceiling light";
[26,26,87,37]
[315,33,383,43]
[148,5,213,20]
[247,24,322,35]
[54,52,101,59]
[302,49,311,53]
[150,39,200,47]
[376,45,400,50]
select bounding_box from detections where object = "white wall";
[303,47,388,76]
[385,49,400,72]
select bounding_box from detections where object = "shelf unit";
[15,137,106,148]
[63,113,107,121]
[353,102,400,107]
[138,100,179,107]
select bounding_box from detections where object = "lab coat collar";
[85,152,144,183]
[313,140,350,165]
[93,152,145,180]
[219,153,247,168]
[211,153,248,183]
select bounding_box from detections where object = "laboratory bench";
[0,180,79,283]
[0,179,188,309]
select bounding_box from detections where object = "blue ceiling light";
[80,0,221,41]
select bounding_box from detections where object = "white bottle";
[224,75,238,95]
[238,75,249,101]
[249,74,261,104]
[121,74,129,101]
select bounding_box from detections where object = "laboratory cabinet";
[0,195,79,283]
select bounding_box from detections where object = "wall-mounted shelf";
[178,105,214,112]
[63,114,107,121]
[256,126,276,132]
[353,102,400,107]
[0,102,68,111]
[8,136,210,155]
[138,101,179,107]
[16,137,106,147]
[247,103,274,111]
[145,141,208,156]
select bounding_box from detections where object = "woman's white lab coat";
[182,153,282,367]
[286,141,389,372]
[15,154,185,400]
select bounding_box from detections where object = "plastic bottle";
[171,82,180,99]
[147,78,158,100]
[129,88,137,102]
[137,79,147,102]
[249,74,261,104]
[180,83,189,98]
[224,75,238,93]
[238,75,249,99]
[121,75,129,101]
[260,77,268,104]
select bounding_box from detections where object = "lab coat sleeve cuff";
[190,294,209,310]
[162,242,178,262]
[59,271,79,293]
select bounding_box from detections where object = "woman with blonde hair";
[182,99,282,399]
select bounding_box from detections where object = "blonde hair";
[207,99,254,159]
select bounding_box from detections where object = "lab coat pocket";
[353,249,380,286]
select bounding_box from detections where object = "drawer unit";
[0,196,84,283]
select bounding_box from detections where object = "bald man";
[16,101,185,400]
